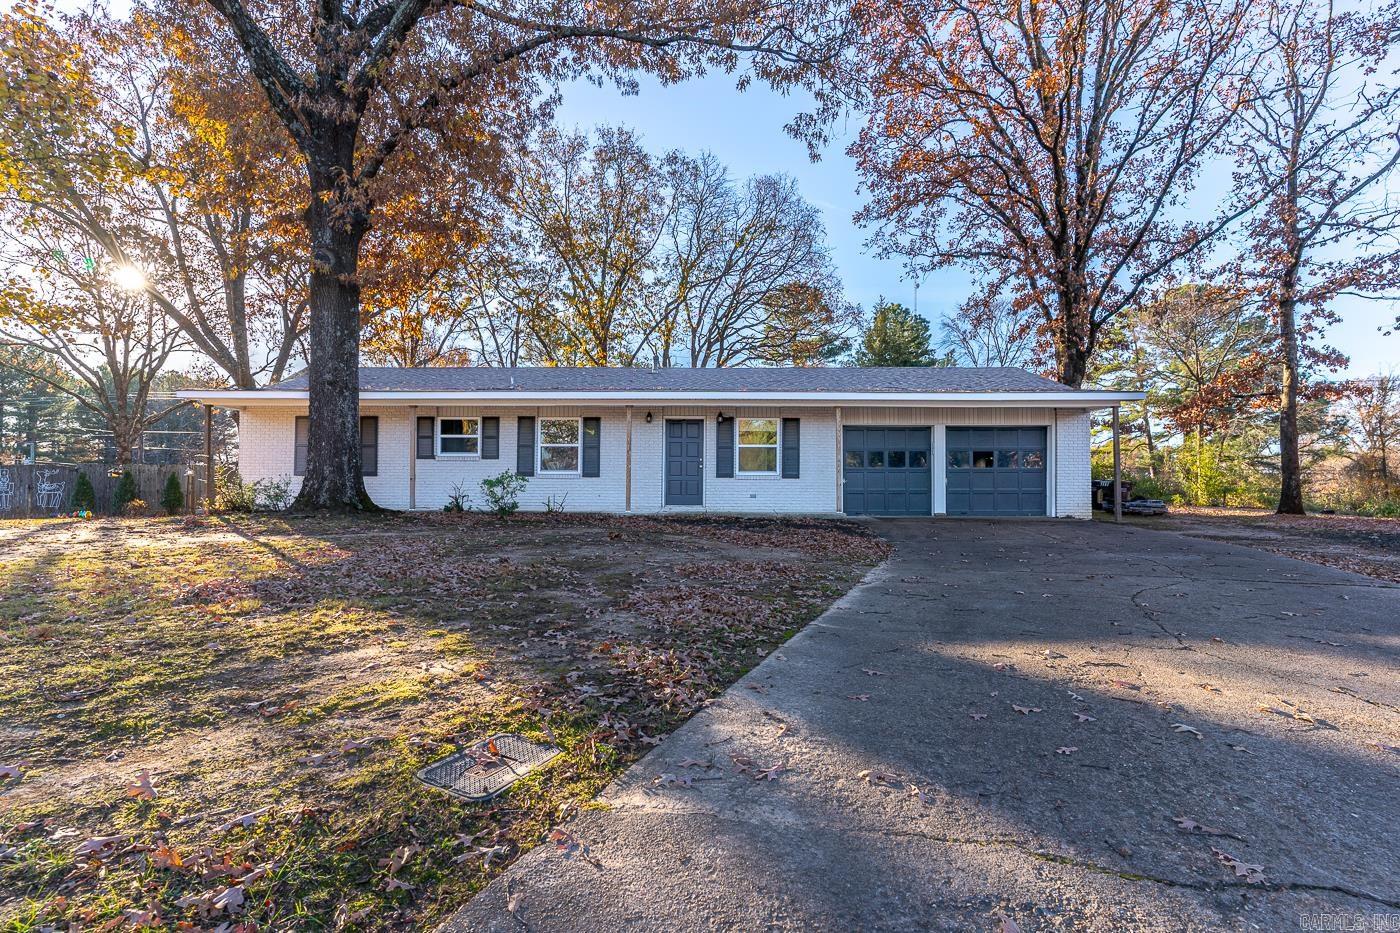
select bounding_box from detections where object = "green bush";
[479,471,526,517]
[254,475,294,511]
[70,472,96,512]
[111,470,138,514]
[161,472,186,515]
[214,468,258,513]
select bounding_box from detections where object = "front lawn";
[0,512,887,929]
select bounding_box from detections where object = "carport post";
[1112,405,1122,524]
[204,404,214,513]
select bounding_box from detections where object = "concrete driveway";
[443,520,1400,932]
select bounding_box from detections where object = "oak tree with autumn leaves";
[847,0,1260,389]
[183,0,847,510]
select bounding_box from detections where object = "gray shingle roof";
[268,366,1074,394]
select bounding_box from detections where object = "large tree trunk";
[291,153,376,512]
[1276,283,1305,514]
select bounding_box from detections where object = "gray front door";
[945,427,1047,516]
[842,427,932,516]
[665,419,704,505]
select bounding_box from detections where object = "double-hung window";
[539,417,581,473]
[438,417,480,456]
[737,417,779,474]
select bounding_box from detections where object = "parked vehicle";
[1091,479,1169,516]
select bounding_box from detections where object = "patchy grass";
[0,512,887,929]
[1105,505,1400,583]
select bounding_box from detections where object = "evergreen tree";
[111,470,138,514]
[853,301,946,367]
[160,472,185,516]
[70,472,96,512]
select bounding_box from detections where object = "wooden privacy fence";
[0,462,210,518]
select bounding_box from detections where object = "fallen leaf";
[858,769,900,786]
[125,770,157,801]
[1056,747,1078,755]
[1074,713,1097,722]
[215,806,272,833]
[1211,846,1264,883]
[150,843,183,869]
[378,843,421,875]
[1170,723,1203,739]
[969,713,988,720]
[1111,679,1141,691]
[0,762,29,780]
[754,760,787,781]
[1173,816,1229,837]
[1011,705,1042,715]
[74,835,127,859]
[846,694,870,701]
[652,773,694,788]
[861,669,890,677]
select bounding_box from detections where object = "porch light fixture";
[717,411,726,423]
[644,411,653,423]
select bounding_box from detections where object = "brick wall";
[236,403,1095,518]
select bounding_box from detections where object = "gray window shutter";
[294,416,308,476]
[482,417,500,459]
[416,416,435,459]
[781,418,800,479]
[582,417,601,477]
[716,416,734,478]
[360,416,378,477]
[516,416,535,476]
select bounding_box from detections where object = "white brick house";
[179,367,1141,518]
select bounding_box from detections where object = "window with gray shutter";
[781,418,799,479]
[716,415,735,478]
[360,416,378,477]
[294,416,308,476]
[582,417,600,477]
[516,416,535,476]
[482,417,500,459]
[416,416,435,459]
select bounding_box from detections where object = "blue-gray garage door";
[843,427,931,516]
[945,427,1047,516]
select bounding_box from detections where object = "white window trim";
[538,416,583,475]
[437,416,481,458]
[736,416,781,477]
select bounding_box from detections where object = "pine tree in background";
[70,472,96,512]
[111,470,138,514]
[853,301,947,367]
[160,472,185,515]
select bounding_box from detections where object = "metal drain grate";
[416,733,562,802]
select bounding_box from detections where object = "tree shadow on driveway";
[445,518,1400,932]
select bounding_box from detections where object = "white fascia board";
[177,389,1146,408]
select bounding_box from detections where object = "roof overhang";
[178,389,1145,409]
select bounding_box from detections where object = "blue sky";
[555,71,1397,378]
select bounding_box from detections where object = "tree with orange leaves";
[844,0,1261,389]
[0,4,309,391]
[180,0,848,511]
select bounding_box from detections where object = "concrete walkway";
[442,520,1400,932]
